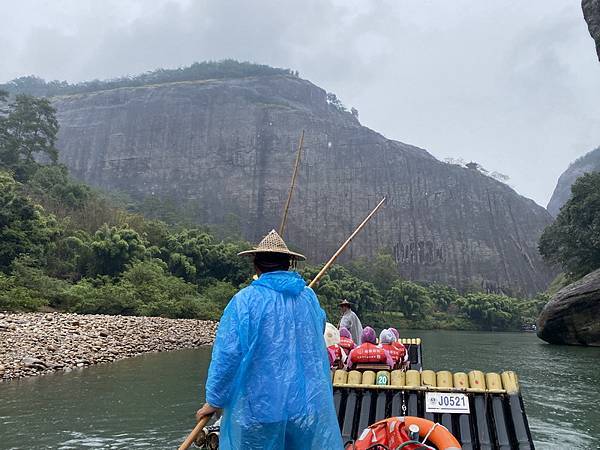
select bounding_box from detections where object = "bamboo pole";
[279,130,305,238]
[309,197,386,289]
[178,414,213,450]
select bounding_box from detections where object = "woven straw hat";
[237,229,306,261]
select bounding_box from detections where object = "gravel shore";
[0,312,217,381]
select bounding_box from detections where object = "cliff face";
[583,0,600,61]
[547,147,600,216]
[537,269,600,346]
[51,75,555,295]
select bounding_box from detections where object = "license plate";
[425,392,470,414]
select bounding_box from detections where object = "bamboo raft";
[191,338,535,449]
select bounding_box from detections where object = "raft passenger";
[195,230,343,450]
[325,323,346,369]
[388,327,408,368]
[347,326,394,369]
[338,299,363,344]
[338,326,356,355]
[379,329,406,369]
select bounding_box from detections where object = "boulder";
[582,0,600,61]
[22,357,48,370]
[537,269,600,345]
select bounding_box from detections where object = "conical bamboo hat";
[237,229,306,261]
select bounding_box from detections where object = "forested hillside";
[9,61,557,296]
[0,89,548,331]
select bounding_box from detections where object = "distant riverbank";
[0,312,217,381]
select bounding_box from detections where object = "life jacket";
[381,343,403,366]
[392,341,408,360]
[327,344,343,368]
[339,336,355,353]
[350,342,388,365]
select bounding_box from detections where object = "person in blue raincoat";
[195,229,344,450]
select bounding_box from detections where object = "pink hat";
[339,327,352,339]
[361,326,376,344]
[389,327,400,339]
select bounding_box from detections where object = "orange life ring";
[405,417,461,450]
[349,416,461,450]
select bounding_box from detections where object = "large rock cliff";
[583,0,600,61]
[50,75,555,295]
[537,269,600,346]
[547,147,600,216]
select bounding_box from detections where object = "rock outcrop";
[583,0,600,61]
[547,147,600,216]
[537,269,600,346]
[50,75,555,295]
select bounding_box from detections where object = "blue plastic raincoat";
[205,270,344,450]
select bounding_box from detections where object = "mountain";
[7,66,555,295]
[583,0,600,61]
[547,147,600,216]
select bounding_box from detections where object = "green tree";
[456,293,521,330]
[161,229,252,285]
[348,251,398,293]
[539,172,600,280]
[303,265,382,321]
[0,93,58,181]
[427,283,460,312]
[0,171,58,270]
[0,272,48,311]
[28,164,92,210]
[89,224,149,276]
[386,280,433,320]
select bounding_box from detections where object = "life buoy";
[348,416,461,450]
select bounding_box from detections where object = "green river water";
[1,330,599,449]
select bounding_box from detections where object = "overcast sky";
[1,0,599,207]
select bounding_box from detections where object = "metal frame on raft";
[333,369,535,450]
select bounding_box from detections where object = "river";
[1,330,598,449]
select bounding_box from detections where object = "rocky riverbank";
[0,312,217,380]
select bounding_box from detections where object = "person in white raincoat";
[338,299,363,345]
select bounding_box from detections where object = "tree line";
[0,61,297,98]
[5,89,594,331]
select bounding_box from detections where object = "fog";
[1,0,599,206]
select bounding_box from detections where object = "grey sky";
[1,0,599,207]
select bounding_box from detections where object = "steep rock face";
[547,147,600,216]
[583,0,600,61]
[51,75,555,295]
[537,269,600,346]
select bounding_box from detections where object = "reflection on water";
[1,331,598,449]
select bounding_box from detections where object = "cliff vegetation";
[0,60,297,97]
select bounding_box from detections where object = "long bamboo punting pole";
[178,414,213,450]
[279,130,305,238]
[308,197,386,289]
